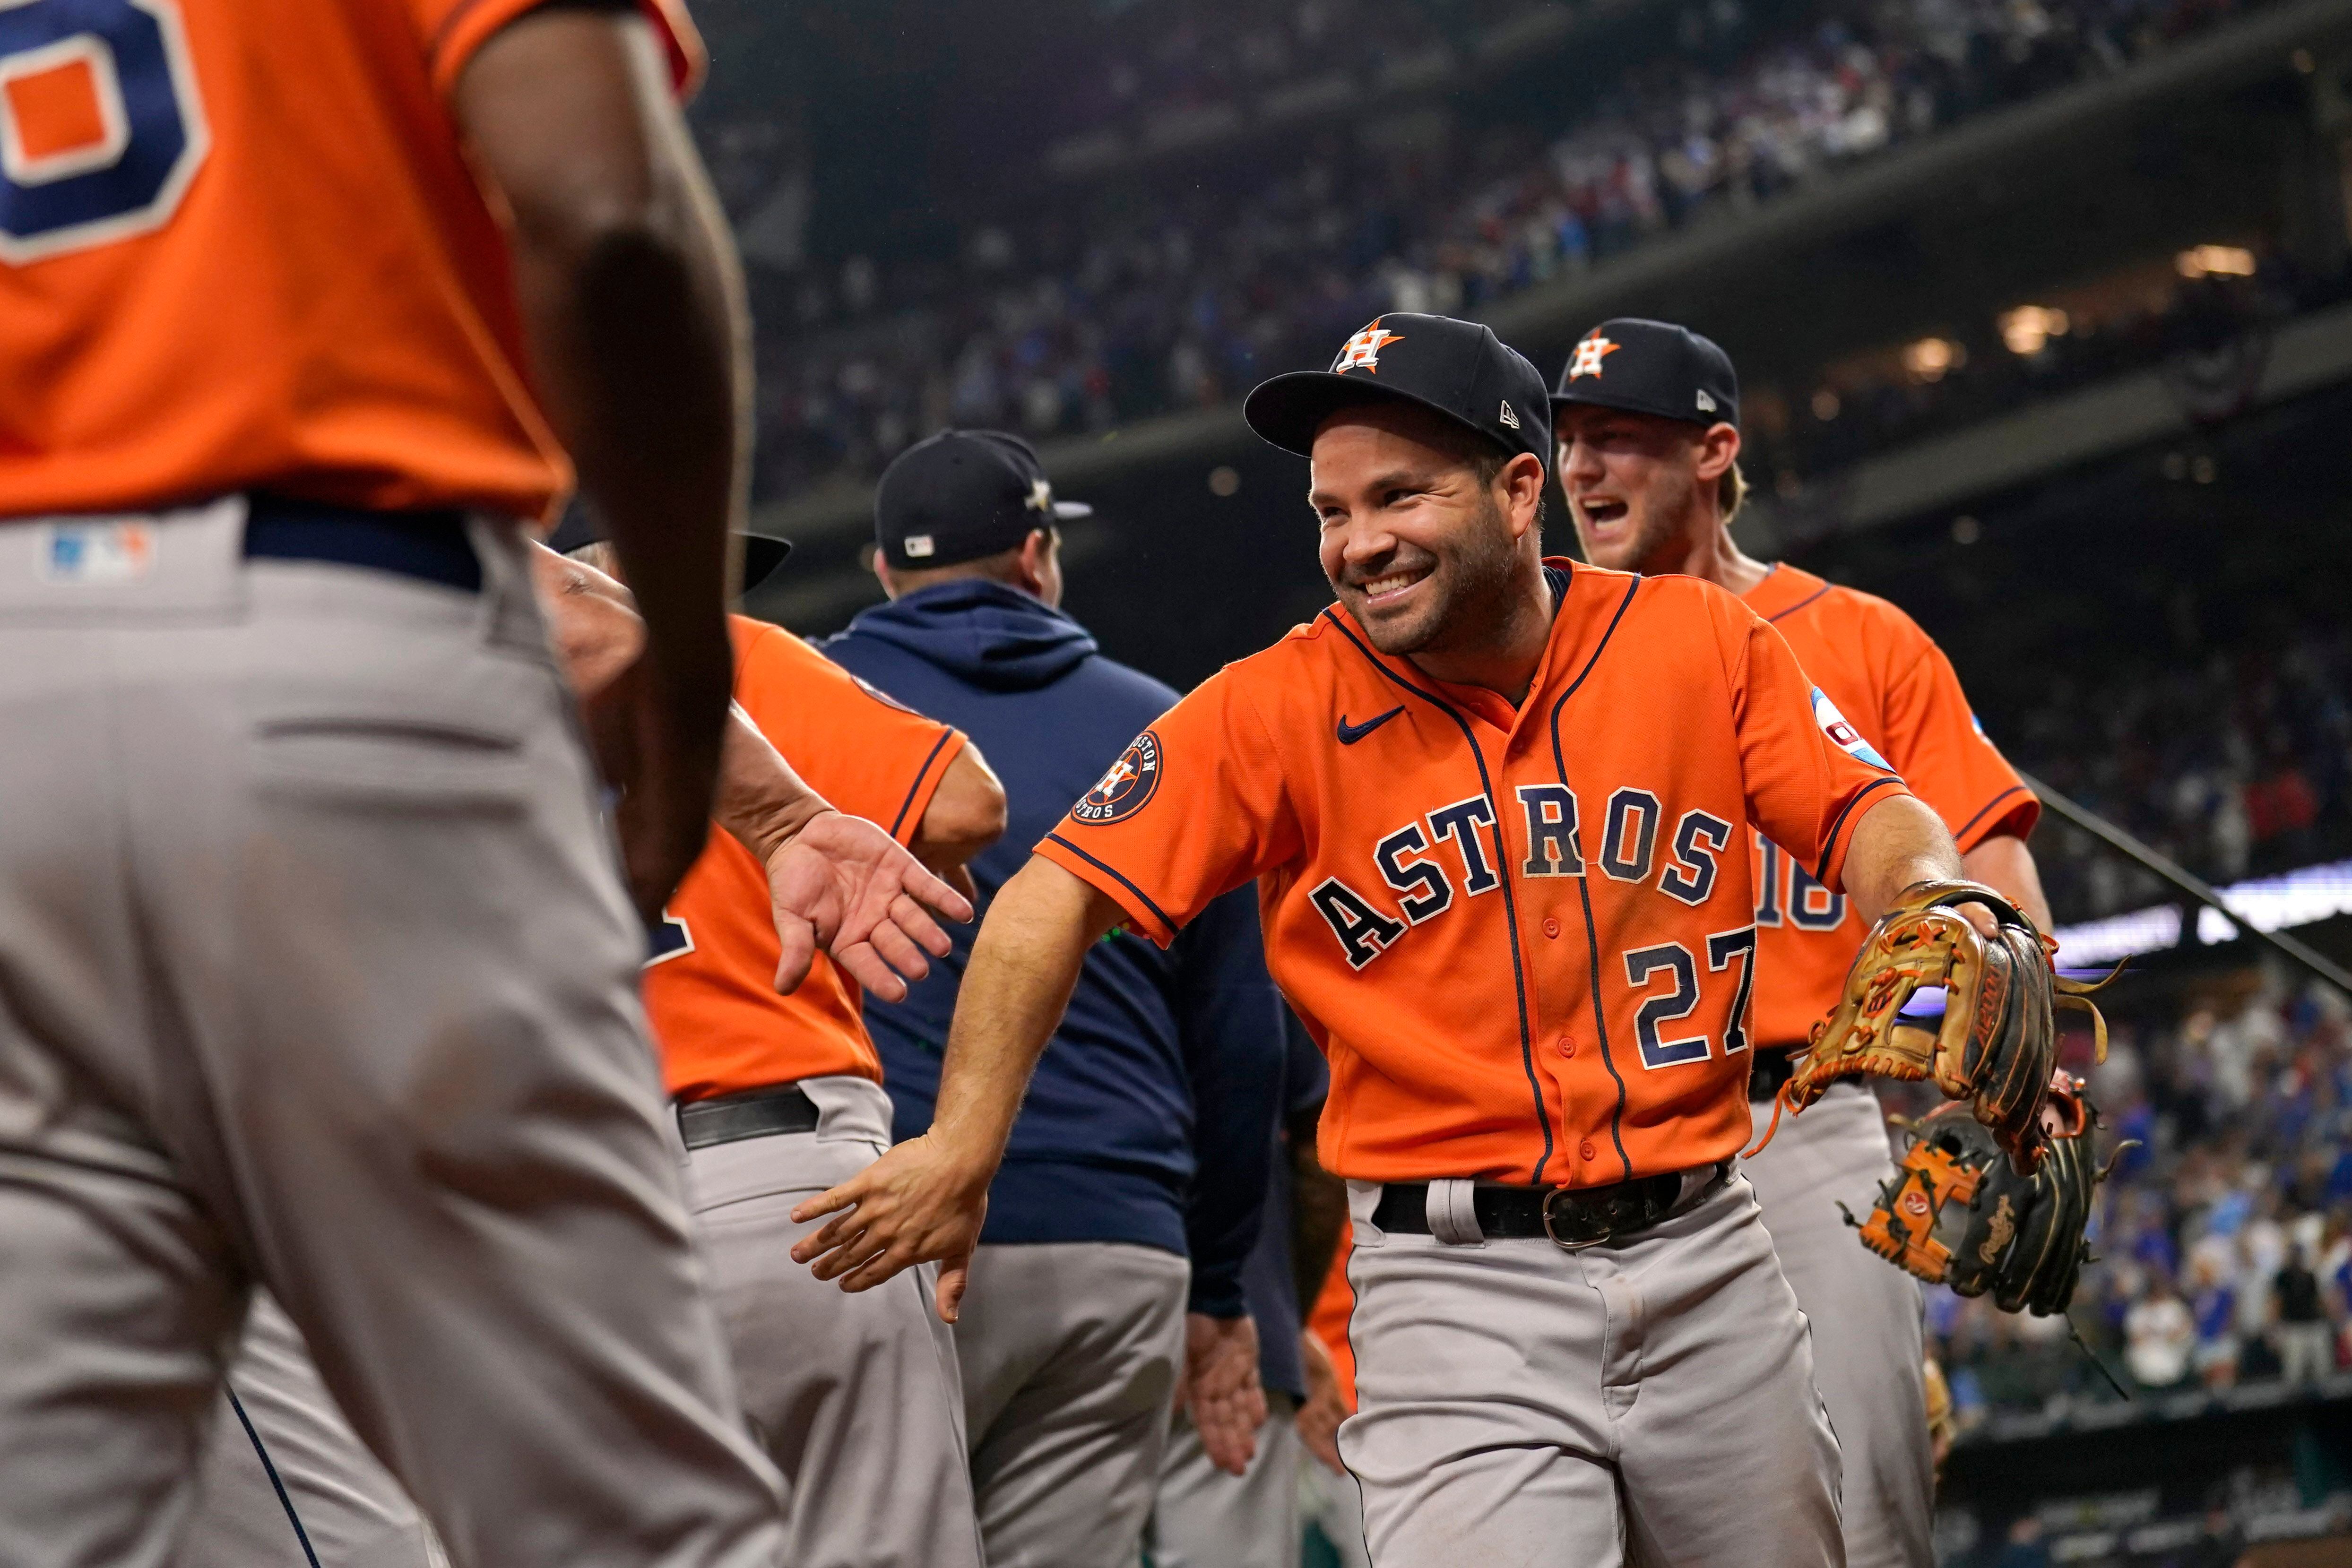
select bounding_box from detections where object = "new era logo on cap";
[1498,400,1521,430]
[1696,390,1716,414]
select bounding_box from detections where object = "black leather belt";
[1749,1047,1799,1103]
[1373,1163,1730,1249]
[675,1085,821,1150]
[244,494,481,593]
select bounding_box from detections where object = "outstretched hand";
[1176,1312,1265,1476]
[790,1132,991,1320]
[1295,1329,1348,1476]
[765,811,973,999]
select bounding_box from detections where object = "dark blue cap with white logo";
[1243,313,1552,474]
[874,430,1092,571]
[1550,318,1739,429]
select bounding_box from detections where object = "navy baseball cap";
[1550,318,1739,429]
[545,504,792,592]
[1243,313,1552,474]
[874,430,1092,571]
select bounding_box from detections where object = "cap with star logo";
[1242,312,1553,474]
[873,429,1094,571]
[1549,318,1739,430]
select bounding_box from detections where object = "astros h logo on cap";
[1566,334,1620,381]
[1332,320,1405,374]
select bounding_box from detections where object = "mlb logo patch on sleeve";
[1810,687,1895,772]
[38,521,155,584]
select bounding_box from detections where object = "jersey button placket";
[1580,1140,1598,1162]
[1541,916,1561,939]
[1555,1034,1574,1059]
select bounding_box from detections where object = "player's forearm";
[910,746,1009,874]
[529,542,644,697]
[712,705,834,862]
[1841,793,1964,921]
[458,6,747,725]
[929,858,1119,1176]
[1961,833,2054,930]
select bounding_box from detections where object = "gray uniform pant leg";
[959,1241,1191,1568]
[1142,1395,1302,1568]
[1340,1172,1844,1568]
[1748,1082,1934,1568]
[1298,1449,1372,1568]
[684,1077,984,1568]
[177,1292,446,1568]
[0,506,783,1568]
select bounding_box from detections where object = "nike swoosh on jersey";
[1336,706,1407,745]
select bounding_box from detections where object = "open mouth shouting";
[1575,495,1630,535]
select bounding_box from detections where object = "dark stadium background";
[675,1,2352,1560]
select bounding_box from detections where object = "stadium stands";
[719,0,2296,500]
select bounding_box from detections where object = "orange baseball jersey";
[644,615,967,1103]
[1035,560,1912,1188]
[1741,564,2036,1051]
[0,0,700,523]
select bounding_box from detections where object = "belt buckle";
[1541,1186,1616,1251]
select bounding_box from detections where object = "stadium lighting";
[1901,337,1963,381]
[1999,306,2070,355]
[2175,244,2257,279]
[2049,857,2352,967]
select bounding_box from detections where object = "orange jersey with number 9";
[0,0,699,523]
[1036,560,1913,1188]
[1740,564,2036,1051]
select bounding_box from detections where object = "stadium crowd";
[2008,618,2352,928]
[724,0,2284,499]
[1928,970,2352,1431]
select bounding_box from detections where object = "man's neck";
[1649,517,1772,597]
[1404,567,1556,707]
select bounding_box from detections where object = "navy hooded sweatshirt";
[824,581,1283,1316]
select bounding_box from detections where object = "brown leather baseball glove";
[1764,879,2111,1173]
[1850,1074,2129,1317]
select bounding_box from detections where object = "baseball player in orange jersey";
[0,3,966,1565]
[1552,317,2052,1568]
[790,311,2015,1565]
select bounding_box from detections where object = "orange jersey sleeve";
[1039,564,1917,1189]
[644,616,967,1102]
[1037,663,1303,947]
[1714,591,1909,895]
[1741,565,2034,1050]
[1,0,695,524]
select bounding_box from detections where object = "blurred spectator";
[2272,1245,2332,1383]
[2125,1273,2195,1390]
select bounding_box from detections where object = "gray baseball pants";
[684,1075,985,1568]
[958,1240,1192,1568]
[177,1290,447,1568]
[0,502,783,1568]
[1340,1168,1845,1566]
[1748,1081,1934,1568]
[1141,1394,1302,1568]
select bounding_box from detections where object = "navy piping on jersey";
[1814,774,1904,884]
[888,730,957,837]
[1764,583,1833,624]
[1043,832,1179,935]
[1952,783,2033,848]
[1322,609,1555,1184]
[1545,577,1643,1185]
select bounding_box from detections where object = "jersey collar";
[1739,560,1828,622]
